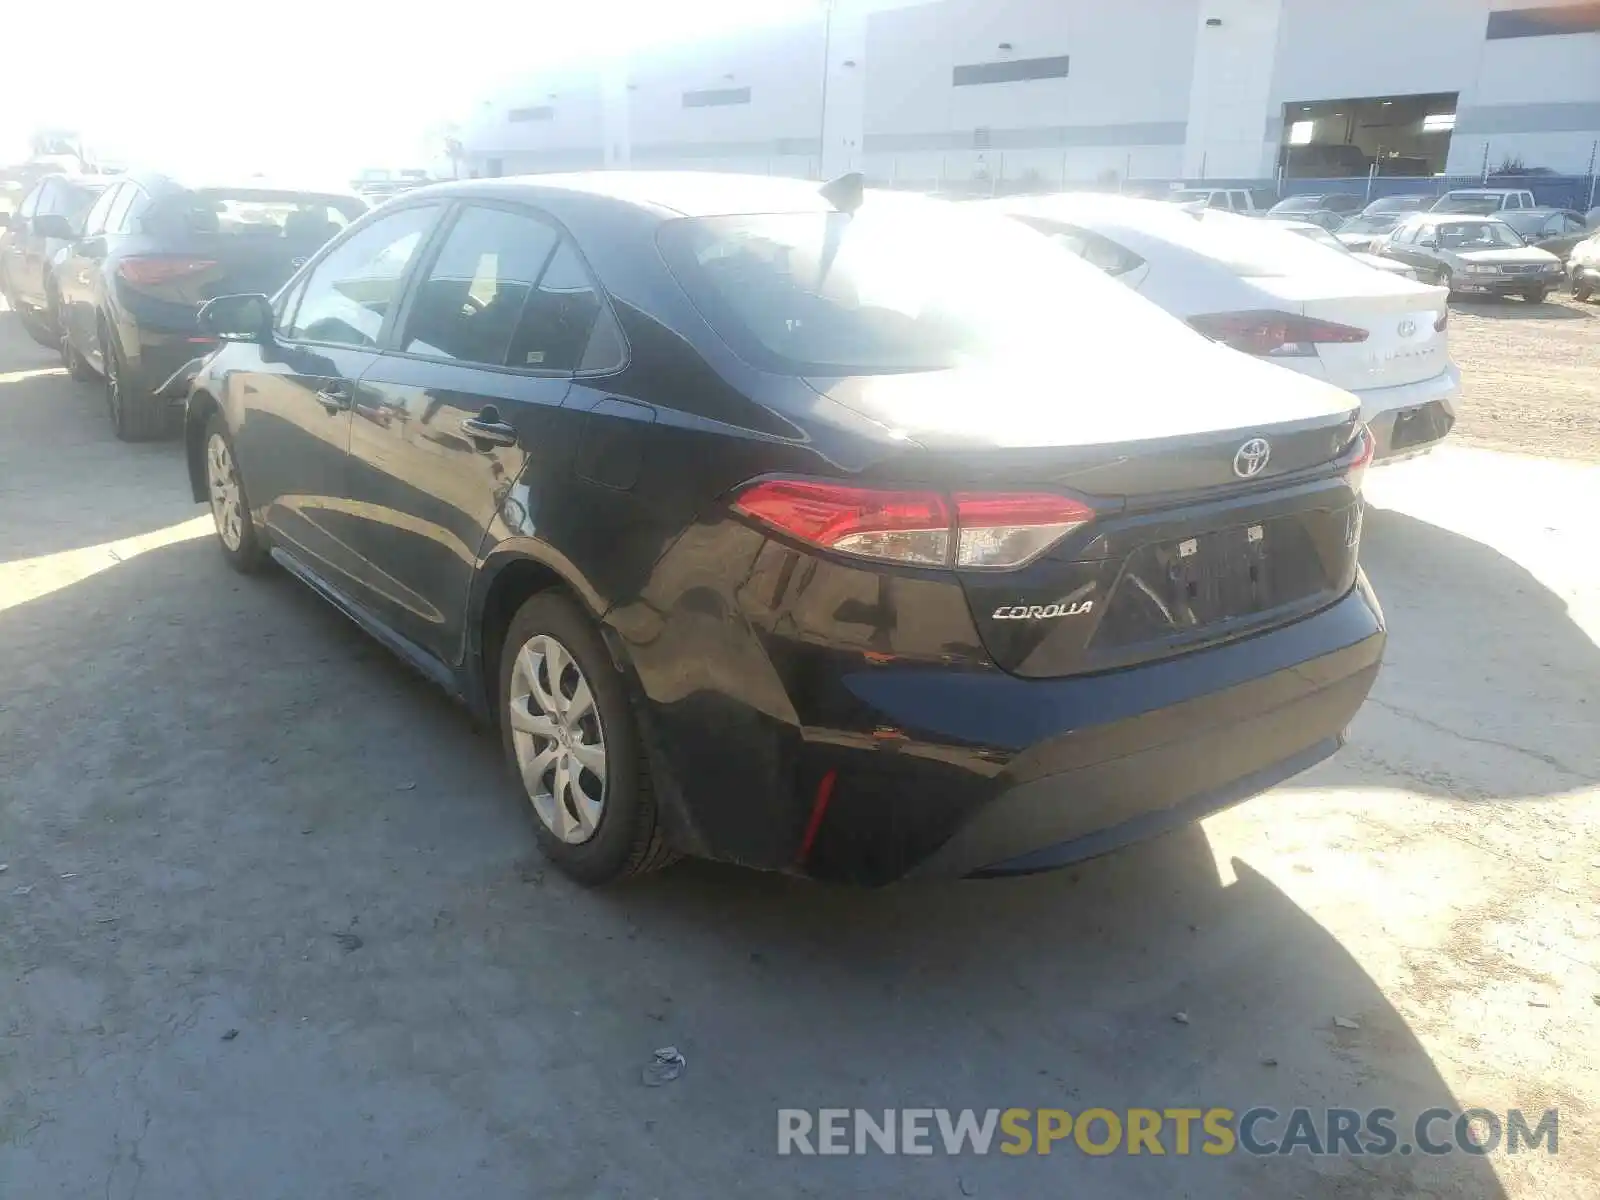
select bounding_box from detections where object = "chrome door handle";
[460,416,518,447]
[314,383,351,413]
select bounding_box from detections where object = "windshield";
[1340,214,1402,235]
[150,189,367,243]
[1365,196,1426,214]
[656,198,1147,375]
[1167,190,1213,204]
[1435,195,1504,214]
[1437,221,1527,250]
[1268,197,1321,213]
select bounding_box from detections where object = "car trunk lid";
[804,358,1367,678]
[1242,270,1450,391]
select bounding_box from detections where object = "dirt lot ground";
[0,298,1596,1199]
[1447,293,1600,460]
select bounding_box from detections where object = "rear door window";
[17,183,43,220]
[104,186,138,235]
[286,204,440,348]
[400,204,617,372]
[81,185,121,236]
[1019,219,1145,277]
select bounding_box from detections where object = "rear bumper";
[782,577,1384,883]
[127,331,216,404]
[1366,397,1456,463]
[1349,362,1459,426]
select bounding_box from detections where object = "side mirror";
[32,213,76,239]
[198,293,274,343]
[1417,236,1438,249]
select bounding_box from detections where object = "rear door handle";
[460,412,518,447]
[314,382,352,413]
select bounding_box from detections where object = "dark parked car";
[46,171,366,439]
[1263,207,1345,232]
[183,173,1384,886]
[1266,193,1364,218]
[1493,208,1591,260]
[0,173,111,345]
[1335,212,1407,252]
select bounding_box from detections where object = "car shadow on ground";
[0,311,193,564]
[1296,504,1599,803]
[0,534,1517,1197]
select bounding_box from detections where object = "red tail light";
[731,480,1095,570]
[1347,425,1375,493]
[1188,310,1369,358]
[117,257,218,289]
[1434,309,1448,331]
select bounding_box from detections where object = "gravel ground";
[1446,292,1600,461]
[1,301,1596,1199]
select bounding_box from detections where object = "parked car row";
[166,172,1387,886]
[1167,187,1594,270]
[0,171,366,438]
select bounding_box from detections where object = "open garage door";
[1280,92,1458,178]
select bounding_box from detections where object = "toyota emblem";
[1397,318,1416,337]
[1233,437,1271,478]
[291,256,308,269]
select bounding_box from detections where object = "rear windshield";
[656,198,1137,375]
[1339,214,1403,235]
[1496,211,1548,236]
[149,189,366,243]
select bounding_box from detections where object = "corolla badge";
[992,600,1094,621]
[1233,437,1271,479]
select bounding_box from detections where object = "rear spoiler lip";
[155,356,208,401]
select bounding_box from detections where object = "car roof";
[1441,188,1526,196]
[29,172,118,189]
[107,170,359,198]
[1406,211,1512,224]
[405,172,854,218]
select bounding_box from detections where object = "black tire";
[1575,281,1595,302]
[498,592,676,885]
[16,303,57,348]
[1522,287,1549,304]
[201,411,267,573]
[101,320,177,441]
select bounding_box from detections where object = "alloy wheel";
[206,433,245,551]
[508,633,607,844]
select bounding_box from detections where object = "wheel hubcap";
[508,634,606,844]
[206,433,244,551]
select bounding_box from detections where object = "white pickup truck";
[1166,187,1269,215]
[1431,188,1539,213]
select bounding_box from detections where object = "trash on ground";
[1333,1016,1361,1030]
[643,1046,686,1086]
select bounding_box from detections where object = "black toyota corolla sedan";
[182,172,1384,885]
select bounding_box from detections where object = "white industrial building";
[456,0,1600,187]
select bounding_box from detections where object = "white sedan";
[981,194,1460,462]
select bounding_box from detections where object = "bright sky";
[4,0,819,184]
